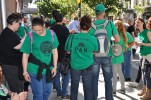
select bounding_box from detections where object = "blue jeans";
[53,62,70,96]
[70,65,93,100]
[92,57,113,100]
[122,51,131,78]
[29,73,52,100]
[145,72,151,88]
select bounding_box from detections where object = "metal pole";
[1,0,6,29]
[78,1,81,18]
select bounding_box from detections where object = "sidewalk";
[27,54,142,100]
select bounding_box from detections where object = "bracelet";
[23,72,28,75]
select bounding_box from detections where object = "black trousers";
[2,65,24,93]
[135,65,142,83]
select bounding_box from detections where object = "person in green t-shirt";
[133,18,151,100]
[89,4,120,100]
[65,15,98,100]
[122,30,134,82]
[112,20,128,95]
[20,17,59,100]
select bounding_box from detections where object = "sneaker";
[129,82,138,88]
[117,89,125,94]
[62,95,70,100]
[113,91,116,95]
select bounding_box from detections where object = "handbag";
[60,35,74,75]
[60,53,71,75]
[111,44,123,56]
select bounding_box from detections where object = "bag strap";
[29,31,33,52]
[92,23,97,31]
[50,30,54,41]
[92,20,109,30]
[70,34,75,52]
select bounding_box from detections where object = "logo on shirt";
[75,42,87,52]
[40,41,53,55]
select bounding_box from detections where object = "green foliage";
[134,5,145,17]
[36,0,95,19]
[37,0,78,18]
[83,0,127,17]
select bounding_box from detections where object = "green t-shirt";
[126,32,134,51]
[88,19,118,56]
[65,33,98,70]
[16,26,30,38]
[112,35,124,64]
[138,29,151,56]
[50,19,55,26]
[20,29,59,75]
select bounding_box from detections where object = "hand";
[70,30,76,34]
[124,49,127,52]
[51,67,57,77]
[11,92,20,100]
[20,36,25,43]
[19,92,27,100]
[24,73,31,82]
[137,42,144,47]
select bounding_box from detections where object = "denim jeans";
[92,57,113,100]
[145,72,151,88]
[29,73,52,100]
[70,65,93,100]
[53,62,70,96]
[122,51,131,78]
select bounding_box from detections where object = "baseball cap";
[95,4,106,14]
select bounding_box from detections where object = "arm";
[113,34,120,42]
[127,41,135,48]
[14,37,25,50]
[131,32,135,38]
[22,53,30,82]
[51,48,58,77]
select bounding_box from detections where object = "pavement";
[27,53,143,100]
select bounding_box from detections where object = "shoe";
[62,95,70,100]
[138,86,146,96]
[53,89,56,92]
[129,82,138,88]
[125,78,131,82]
[113,91,116,95]
[57,95,62,99]
[140,88,151,100]
[117,89,125,94]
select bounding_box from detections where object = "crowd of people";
[0,3,151,100]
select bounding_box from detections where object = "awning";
[22,8,38,14]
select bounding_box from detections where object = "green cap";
[95,4,106,14]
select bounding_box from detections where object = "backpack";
[29,30,54,52]
[92,20,110,57]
